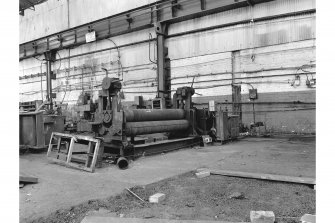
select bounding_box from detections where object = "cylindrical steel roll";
[125,120,189,136]
[124,109,185,122]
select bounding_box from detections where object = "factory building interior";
[10,0,329,222]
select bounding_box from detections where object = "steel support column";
[44,50,57,110]
[155,22,171,108]
[46,60,52,106]
[231,51,242,126]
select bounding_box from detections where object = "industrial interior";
[19,0,316,223]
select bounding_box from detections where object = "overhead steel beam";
[20,0,274,60]
[159,0,250,24]
[246,0,255,6]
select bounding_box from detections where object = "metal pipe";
[124,109,185,122]
[117,157,129,170]
[125,120,189,136]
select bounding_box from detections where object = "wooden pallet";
[47,132,102,173]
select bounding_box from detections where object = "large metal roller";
[125,120,189,136]
[124,109,185,122]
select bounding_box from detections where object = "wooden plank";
[19,175,38,183]
[85,141,93,167]
[46,132,102,173]
[46,132,55,157]
[209,169,315,185]
[66,162,94,173]
[48,157,93,172]
[89,141,100,172]
[66,138,75,163]
[50,132,100,143]
[56,137,62,159]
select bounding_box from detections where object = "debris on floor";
[149,193,166,203]
[300,214,316,223]
[19,173,38,188]
[20,174,38,184]
[30,171,315,223]
[229,192,245,200]
[250,211,275,223]
[195,170,210,178]
[125,188,146,202]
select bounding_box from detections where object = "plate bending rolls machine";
[90,77,202,169]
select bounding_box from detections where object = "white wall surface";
[19,0,158,43]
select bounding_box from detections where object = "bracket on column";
[57,34,63,49]
[155,22,168,37]
[44,50,57,62]
[126,14,133,29]
[74,30,78,44]
[32,42,37,54]
[171,0,181,18]
[50,71,56,80]
[200,0,206,10]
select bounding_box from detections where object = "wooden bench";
[47,132,102,173]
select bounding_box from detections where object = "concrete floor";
[19,136,315,223]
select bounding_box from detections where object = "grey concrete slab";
[81,216,246,223]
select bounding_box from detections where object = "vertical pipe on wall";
[67,0,70,29]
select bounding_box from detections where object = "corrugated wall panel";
[167,13,315,60]
[170,52,232,96]
[169,0,315,35]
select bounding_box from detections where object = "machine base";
[132,136,202,158]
